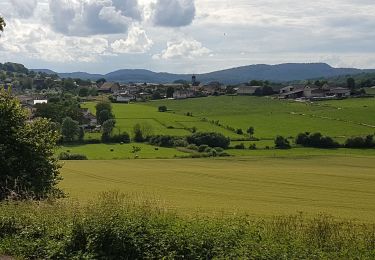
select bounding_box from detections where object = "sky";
[1,0,375,74]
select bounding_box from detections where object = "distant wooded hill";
[30,63,374,84]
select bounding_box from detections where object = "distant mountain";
[31,69,58,74]
[58,72,104,80]
[32,63,375,84]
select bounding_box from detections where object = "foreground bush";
[0,89,62,200]
[0,193,374,259]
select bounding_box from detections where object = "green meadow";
[83,96,375,141]
[61,156,375,221]
[56,96,375,221]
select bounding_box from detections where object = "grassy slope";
[61,156,375,221]
[145,96,375,139]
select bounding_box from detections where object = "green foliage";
[95,101,113,124]
[296,132,340,149]
[198,144,209,152]
[234,143,245,149]
[347,77,356,90]
[166,86,174,98]
[158,105,167,112]
[0,89,62,200]
[187,132,230,149]
[152,91,162,100]
[78,87,89,97]
[345,135,374,148]
[1,195,375,259]
[133,123,144,142]
[59,152,88,160]
[61,117,80,142]
[96,78,106,84]
[148,135,186,148]
[236,128,243,135]
[98,109,112,125]
[108,132,131,144]
[34,96,84,123]
[274,136,291,149]
[101,119,116,142]
[249,143,257,150]
[247,126,254,136]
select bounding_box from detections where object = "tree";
[274,136,291,149]
[61,117,80,142]
[247,127,254,137]
[0,89,62,200]
[95,101,113,123]
[101,119,116,142]
[0,16,5,33]
[166,87,174,98]
[133,123,144,142]
[187,132,230,149]
[347,77,356,90]
[78,87,89,97]
[152,91,162,100]
[98,109,112,125]
[96,78,106,85]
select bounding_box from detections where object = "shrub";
[186,144,198,151]
[109,132,131,143]
[204,147,213,153]
[198,144,209,153]
[133,123,144,142]
[296,132,340,148]
[58,152,88,160]
[275,136,291,149]
[236,129,243,135]
[234,143,245,149]
[249,143,257,150]
[173,138,188,147]
[345,135,374,148]
[1,194,374,259]
[158,106,167,112]
[213,147,224,153]
[187,132,230,149]
[148,135,187,148]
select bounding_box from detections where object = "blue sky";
[1,0,375,74]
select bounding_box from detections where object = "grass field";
[145,96,375,139]
[83,96,375,141]
[60,156,375,221]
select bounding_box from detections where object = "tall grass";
[1,192,375,259]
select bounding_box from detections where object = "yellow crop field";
[61,156,375,221]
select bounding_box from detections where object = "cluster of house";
[97,76,262,103]
[278,84,351,100]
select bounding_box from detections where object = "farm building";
[114,93,136,103]
[98,82,120,93]
[279,85,351,99]
[173,89,195,99]
[237,85,262,95]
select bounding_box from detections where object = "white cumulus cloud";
[111,26,153,53]
[48,0,142,36]
[153,39,211,59]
